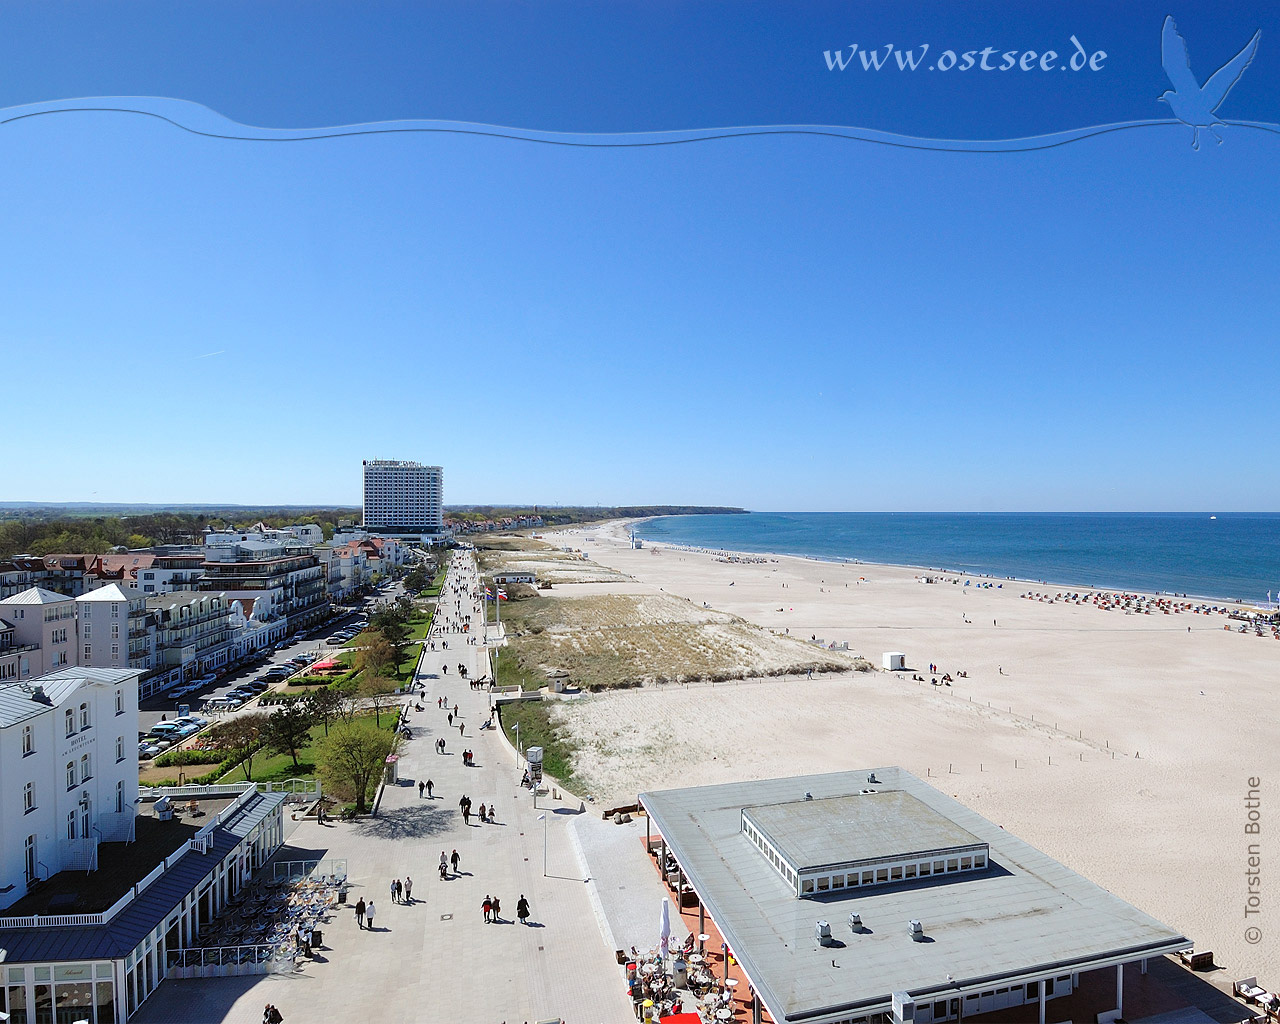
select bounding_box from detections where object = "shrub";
[154,749,226,768]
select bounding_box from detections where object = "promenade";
[134,550,636,1024]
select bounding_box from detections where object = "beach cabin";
[882,652,906,672]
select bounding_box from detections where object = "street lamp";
[537,813,547,876]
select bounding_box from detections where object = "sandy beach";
[531,518,1280,985]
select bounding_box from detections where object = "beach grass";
[498,699,579,790]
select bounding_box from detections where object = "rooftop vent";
[804,791,814,801]
[30,685,49,704]
[815,920,835,946]
[908,919,925,942]
[849,913,864,933]
[867,772,879,784]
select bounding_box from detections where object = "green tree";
[356,630,396,680]
[359,673,399,727]
[260,703,315,768]
[305,687,344,736]
[317,720,397,814]
[217,712,269,782]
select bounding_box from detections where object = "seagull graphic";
[1159,15,1261,149]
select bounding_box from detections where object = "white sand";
[540,520,1280,982]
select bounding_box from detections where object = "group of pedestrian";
[389,876,413,903]
[353,897,377,930]
[417,778,434,798]
[481,893,532,925]
[439,848,461,879]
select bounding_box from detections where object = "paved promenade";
[135,551,635,1024]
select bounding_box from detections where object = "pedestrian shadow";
[523,921,545,928]
[354,804,454,840]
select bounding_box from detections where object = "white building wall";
[0,669,140,910]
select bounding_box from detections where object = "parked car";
[325,636,344,645]
[139,742,162,759]
[175,714,209,728]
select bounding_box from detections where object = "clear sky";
[1,2,1277,511]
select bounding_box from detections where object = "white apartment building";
[0,667,140,908]
[362,459,444,537]
[0,586,79,682]
[77,584,156,678]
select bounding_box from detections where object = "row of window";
[799,853,988,894]
[83,623,122,639]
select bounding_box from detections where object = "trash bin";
[337,889,347,904]
[672,958,687,988]
[310,929,322,948]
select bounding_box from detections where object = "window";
[975,854,986,868]
[22,724,33,755]
[24,782,35,813]
[111,643,119,657]
[25,834,37,882]
[905,864,917,878]
[1045,979,1055,998]
[876,868,889,883]
[67,762,77,790]
[890,866,903,880]
[817,876,830,891]
[67,811,77,841]
[65,709,75,737]
[116,780,125,813]
[831,873,845,888]
[934,860,945,874]
[84,623,91,638]
[80,703,90,730]
[801,878,814,894]
[947,858,959,872]
[116,736,124,762]
[81,753,92,782]
[862,871,873,884]
[111,604,119,618]
[111,623,119,639]
[1026,982,1039,999]
[116,689,124,714]
[961,856,973,870]
[84,644,92,658]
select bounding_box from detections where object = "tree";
[305,687,344,736]
[357,630,396,681]
[359,673,399,727]
[261,703,315,768]
[317,720,398,814]
[217,712,269,782]
[369,610,412,676]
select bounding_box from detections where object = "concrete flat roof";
[745,791,985,871]
[641,768,1190,1024]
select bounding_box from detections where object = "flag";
[497,588,508,601]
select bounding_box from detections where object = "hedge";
[154,749,227,768]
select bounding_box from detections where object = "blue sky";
[1,2,1277,511]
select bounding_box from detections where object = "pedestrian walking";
[418,780,425,798]
[448,712,453,727]
[355,898,366,929]
[517,894,530,925]
[490,895,501,922]
[365,900,376,930]
[462,805,470,825]
[426,778,433,798]
[439,851,448,879]
[451,849,460,874]
[390,879,398,903]
[264,1003,284,1024]
[478,802,486,821]
[404,876,413,903]
[459,722,465,737]
[482,895,492,923]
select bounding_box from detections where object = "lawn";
[494,646,544,691]
[498,699,578,790]
[216,712,400,786]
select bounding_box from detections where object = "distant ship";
[1210,515,1217,520]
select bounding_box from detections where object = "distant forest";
[0,504,746,559]
[0,509,358,559]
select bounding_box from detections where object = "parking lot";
[135,581,407,756]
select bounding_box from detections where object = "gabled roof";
[0,586,74,606]
[77,583,135,603]
[0,668,138,728]
[98,553,156,577]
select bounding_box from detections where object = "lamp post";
[537,813,547,876]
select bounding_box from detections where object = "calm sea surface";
[631,513,1280,603]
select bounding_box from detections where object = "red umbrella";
[660,1015,702,1024]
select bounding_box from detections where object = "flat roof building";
[362,459,444,538]
[640,768,1190,1024]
